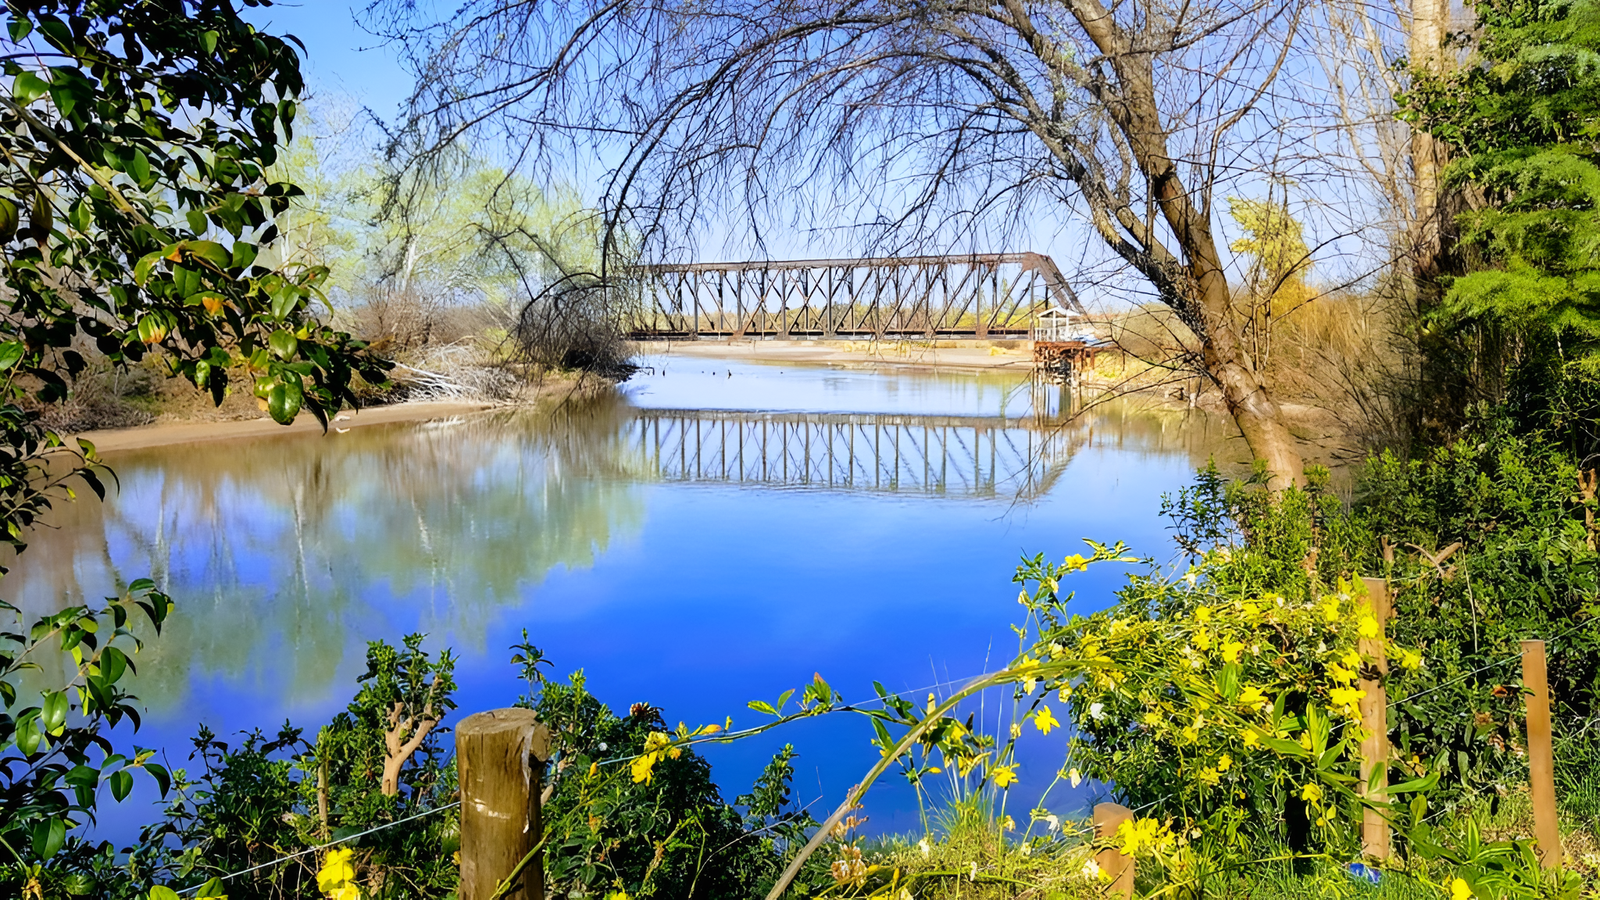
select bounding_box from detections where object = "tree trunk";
[1410,0,1451,291]
[1203,328,1305,490]
[1066,2,1306,489]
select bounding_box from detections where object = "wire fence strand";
[176,801,461,896]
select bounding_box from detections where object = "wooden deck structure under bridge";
[628,252,1090,340]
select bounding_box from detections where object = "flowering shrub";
[1039,550,1428,858]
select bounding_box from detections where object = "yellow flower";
[1193,629,1212,651]
[631,732,676,784]
[1358,614,1380,639]
[1398,647,1423,671]
[1197,766,1221,786]
[1022,676,1038,694]
[1216,754,1232,772]
[630,754,657,784]
[1221,640,1246,663]
[1328,662,1357,685]
[1237,685,1266,708]
[991,764,1019,788]
[1342,650,1362,669]
[1116,818,1167,855]
[1195,606,1212,624]
[1010,722,1023,739]
[318,848,361,899]
[1142,710,1162,727]
[1329,686,1367,719]
[1034,706,1061,735]
[1449,877,1473,900]
[1242,729,1261,748]
[1299,783,1323,805]
[318,849,356,896]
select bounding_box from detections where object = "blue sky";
[241,2,413,119]
[229,2,1381,298]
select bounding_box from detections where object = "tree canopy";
[1404,0,1600,369]
[0,0,388,557]
[0,0,387,880]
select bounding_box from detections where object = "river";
[7,355,1239,844]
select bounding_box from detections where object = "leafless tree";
[365,0,1335,486]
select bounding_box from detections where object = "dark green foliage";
[1138,425,1599,820]
[1161,460,1369,598]
[134,725,318,898]
[134,636,460,899]
[1403,0,1600,369]
[118,636,819,899]
[1357,415,1600,798]
[0,0,390,560]
[530,668,821,899]
[315,635,458,825]
[0,581,174,898]
[0,1,390,891]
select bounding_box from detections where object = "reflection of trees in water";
[1060,395,1244,470]
[4,397,648,713]
[0,391,1232,714]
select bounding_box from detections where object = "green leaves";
[31,817,65,859]
[12,70,48,104]
[1405,0,1600,365]
[266,377,303,424]
[0,341,25,371]
[268,328,299,360]
[748,688,794,717]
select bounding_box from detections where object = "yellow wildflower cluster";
[629,722,723,784]
[630,731,681,784]
[1115,817,1174,856]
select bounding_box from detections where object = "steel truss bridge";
[628,253,1088,340]
[623,408,1086,500]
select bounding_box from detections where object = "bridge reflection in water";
[625,408,1086,500]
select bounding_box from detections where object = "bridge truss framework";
[629,252,1087,341]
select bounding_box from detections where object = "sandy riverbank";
[632,338,1041,372]
[75,399,500,454]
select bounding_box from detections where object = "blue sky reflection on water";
[9,359,1240,844]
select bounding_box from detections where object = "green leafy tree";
[136,636,460,899]
[1403,0,1600,369]
[0,0,387,892]
[0,0,389,558]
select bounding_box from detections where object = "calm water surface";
[11,356,1242,843]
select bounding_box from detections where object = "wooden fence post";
[1522,640,1562,871]
[1094,802,1134,899]
[458,709,552,900]
[1358,577,1391,862]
